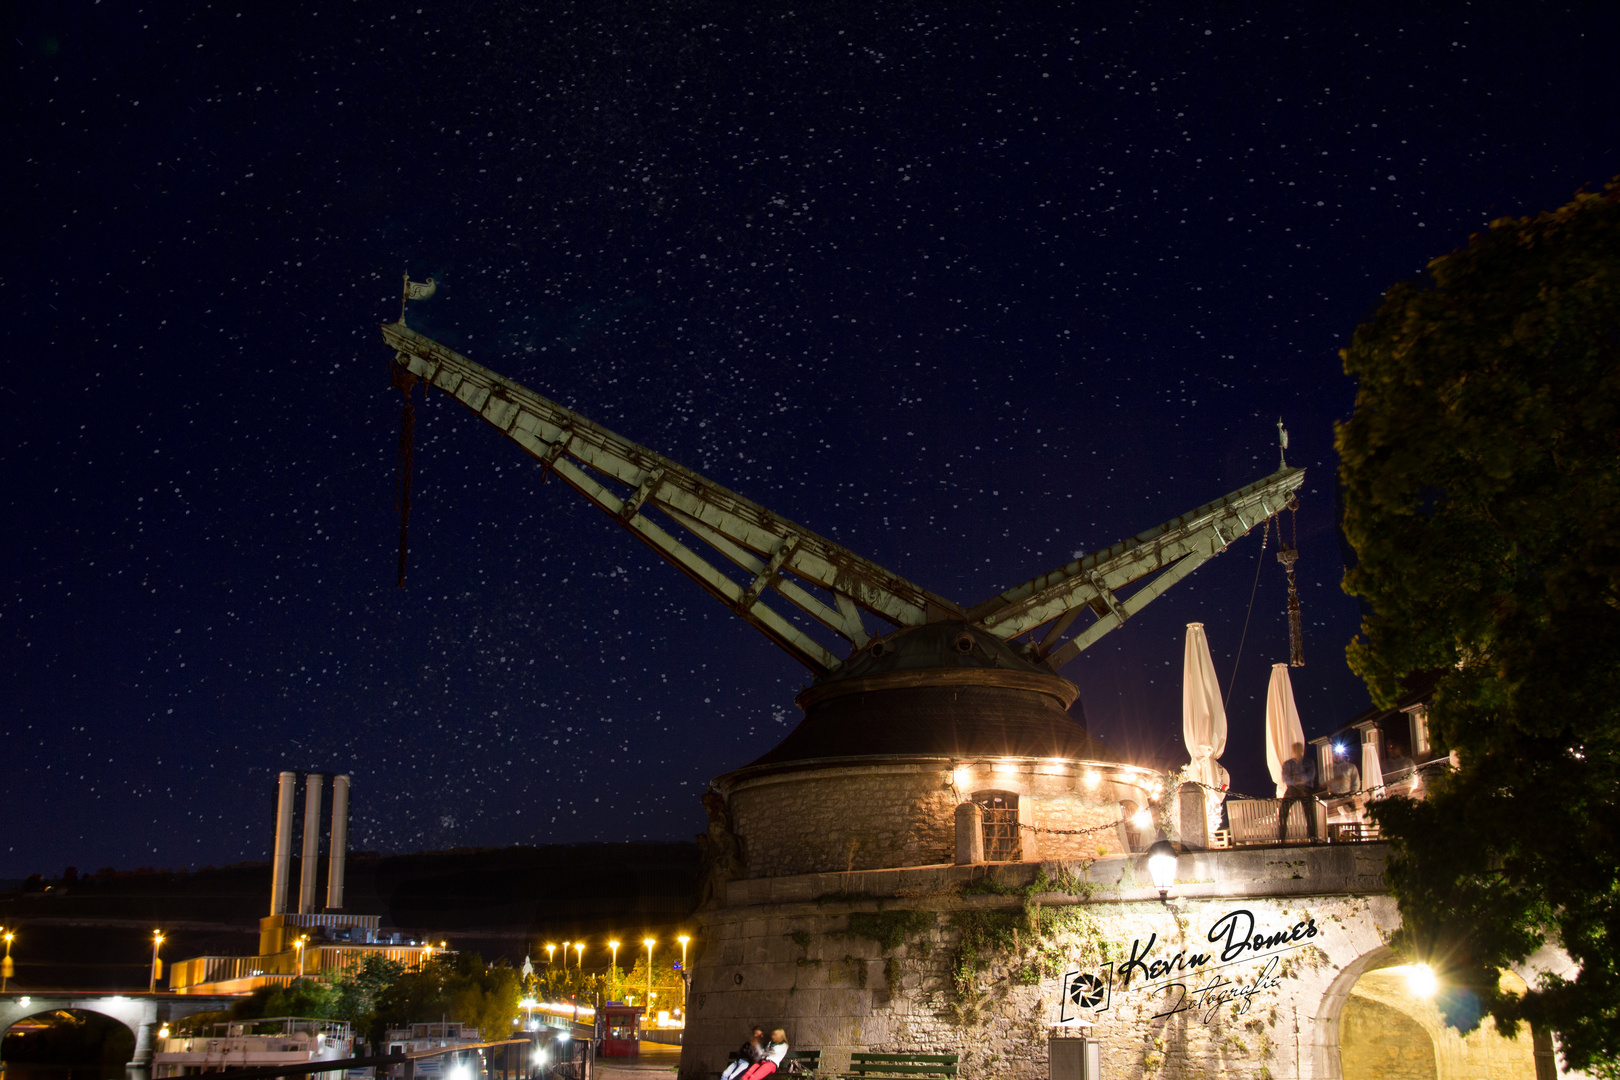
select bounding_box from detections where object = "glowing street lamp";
[573,942,584,970]
[562,941,572,970]
[2,929,14,993]
[677,935,691,1011]
[608,940,621,999]
[150,931,165,993]
[294,935,308,978]
[1144,839,1179,902]
[643,938,656,1005]
[546,943,557,966]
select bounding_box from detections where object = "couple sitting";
[720,1026,789,1080]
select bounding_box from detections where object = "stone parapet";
[684,846,1400,1080]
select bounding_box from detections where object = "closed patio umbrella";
[1182,623,1229,830]
[1361,731,1385,801]
[1265,663,1306,797]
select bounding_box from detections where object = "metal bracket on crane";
[379,320,1303,676]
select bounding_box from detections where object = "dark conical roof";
[729,621,1119,776]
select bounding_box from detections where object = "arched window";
[973,790,1021,862]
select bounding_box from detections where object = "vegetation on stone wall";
[845,909,935,951]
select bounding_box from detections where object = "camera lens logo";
[1069,973,1107,1009]
[1059,965,1112,1020]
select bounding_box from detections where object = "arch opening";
[1315,948,1544,1080]
[1,1009,137,1080]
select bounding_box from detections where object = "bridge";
[1,990,241,1080]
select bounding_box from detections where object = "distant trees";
[225,952,521,1045]
[1337,177,1620,1072]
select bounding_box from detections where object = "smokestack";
[298,773,324,915]
[326,774,350,911]
[270,771,297,916]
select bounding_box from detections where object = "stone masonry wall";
[728,765,958,878]
[725,762,1156,878]
[682,849,1402,1080]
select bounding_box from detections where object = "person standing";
[1277,742,1319,842]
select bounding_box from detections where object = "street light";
[150,931,165,993]
[294,935,307,978]
[573,942,584,971]
[677,935,690,1013]
[546,942,557,966]
[3,928,15,993]
[562,941,572,970]
[608,940,620,1000]
[1145,839,1179,902]
[643,938,656,1007]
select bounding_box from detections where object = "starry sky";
[5,2,1617,880]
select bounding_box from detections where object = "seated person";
[737,1030,789,1080]
[720,1028,765,1080]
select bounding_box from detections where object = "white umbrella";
[1361,732,1385,801]
[1182,623,1229,831]
[1265,663,1306,797]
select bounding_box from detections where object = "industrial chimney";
[298,773,325,915]
[269,771,297,916]
[326,774,350,911]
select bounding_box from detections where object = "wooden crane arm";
[380,322,963,675]
[966,466,1306,669]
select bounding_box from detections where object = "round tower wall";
[724,761,1155,878]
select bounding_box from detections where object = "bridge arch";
[1,1006,139,1078]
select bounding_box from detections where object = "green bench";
[843,1053,958,1079]
[721,1049,822,1077]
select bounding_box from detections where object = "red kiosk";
[599,1004,644,1057]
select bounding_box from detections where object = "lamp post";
[608,940,620,1001]
[562,941,572,971]
[676,935,690,1013]
[294,935,307,978]
[1144,839,1179,902]
[574,942,584,970]
[546,942,557,966]
[149,930,165,993]
[3,928,15,992]
[643,938,655,1010]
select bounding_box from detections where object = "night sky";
[6,3,1617,880]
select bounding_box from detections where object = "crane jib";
[379,321,1304,674]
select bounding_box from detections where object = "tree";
[1337,178,1620,1072]
[374,952,523,1043]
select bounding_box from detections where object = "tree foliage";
[374,952,523,1042]
[220,952,519,1046]
[1337,178,1620,1071]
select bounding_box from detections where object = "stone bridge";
[681,844,1584,1080]
[1,990,241,1079]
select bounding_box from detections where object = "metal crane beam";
[968,467,1306,670]
[380,321,1302,677]
[381,322,962,675]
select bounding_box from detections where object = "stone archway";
[1312,946,1548,1080]
[1310,943,1395,1079]
[2,1007,139,1080]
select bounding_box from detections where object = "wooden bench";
[843,1052,958,1079]
[721,1050,822,1077]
